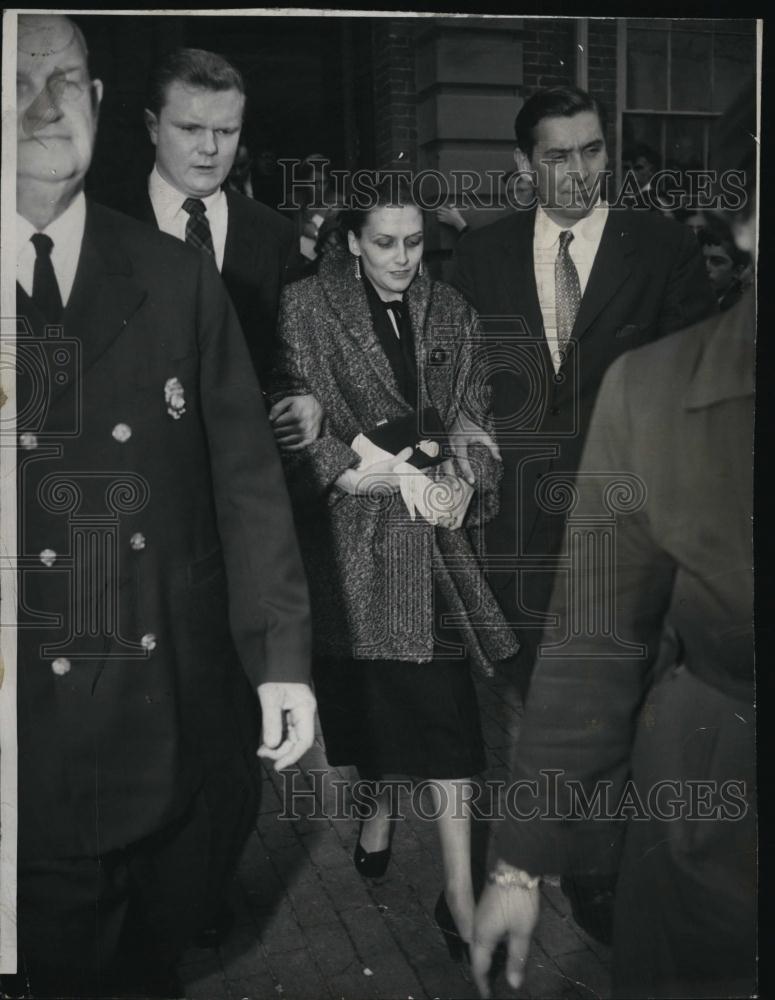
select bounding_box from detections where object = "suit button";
[19,433,39,450]
[130,532,147,551]
[141,633,157,651]
[51,657,71,676]
[112,423,132,443]
[39,548,57,567]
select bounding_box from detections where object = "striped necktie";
[182,198,215,259]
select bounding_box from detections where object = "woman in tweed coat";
[272,179,518,953]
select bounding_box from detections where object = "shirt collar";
[17,190,86,250]
[535,200,609,249]
[148,164,224,221]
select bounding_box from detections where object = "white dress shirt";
[148,166,229,272]
[17,192,87,307]
[533,201,609,371]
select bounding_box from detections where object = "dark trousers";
[4,773,258,1000]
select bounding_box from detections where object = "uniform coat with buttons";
[496,296,755,997]
[451,206,718,678]
[16,200,310,868]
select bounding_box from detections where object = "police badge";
[164,377,186,420]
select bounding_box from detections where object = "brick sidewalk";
[180,670,611,1000]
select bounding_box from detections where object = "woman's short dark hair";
[515,85,608,159]
[339,174,422,239]
[147,47,245,116]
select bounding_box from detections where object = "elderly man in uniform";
[9,14,315,997]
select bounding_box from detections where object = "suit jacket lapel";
[571,211,634,341]
[497,210,545,342]
[223,189,250,266]
[222,188,269,288]
[133,176,157,227]
[60,202,147,400]
[488,211,554,410]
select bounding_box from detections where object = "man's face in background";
[145,81,244,199]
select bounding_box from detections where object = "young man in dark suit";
[451,85,717,696]
[9,15,315,996]
[101,46,322,451]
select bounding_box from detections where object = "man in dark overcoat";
[10,14,315,997]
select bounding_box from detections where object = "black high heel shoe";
[434,892,470,964]
[353,823,391,878]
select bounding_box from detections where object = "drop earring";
[419,259,424,277]
[354,256,362,280]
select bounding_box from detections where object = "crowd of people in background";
[229,137,754,316]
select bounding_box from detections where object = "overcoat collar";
[317,247,434,409]
[684,291,755,410]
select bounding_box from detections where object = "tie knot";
[182,197,207,217]
[558,230,574,251]
[31,232,54,258]
[385,300,403,319]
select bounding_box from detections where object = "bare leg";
[429,779,475,942]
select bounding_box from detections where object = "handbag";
[360,406,447,469]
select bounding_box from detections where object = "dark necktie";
[182,197,215,259]
[555,229,581,354]
[30,232,63,324]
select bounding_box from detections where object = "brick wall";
[372,19,419,171]
[518,17,619,162]
[522,18,575,90]
[365,17,619,174]
[587,19,618,155]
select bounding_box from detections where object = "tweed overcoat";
[272,248,519,674]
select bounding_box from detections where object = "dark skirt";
[313,651,486,779]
